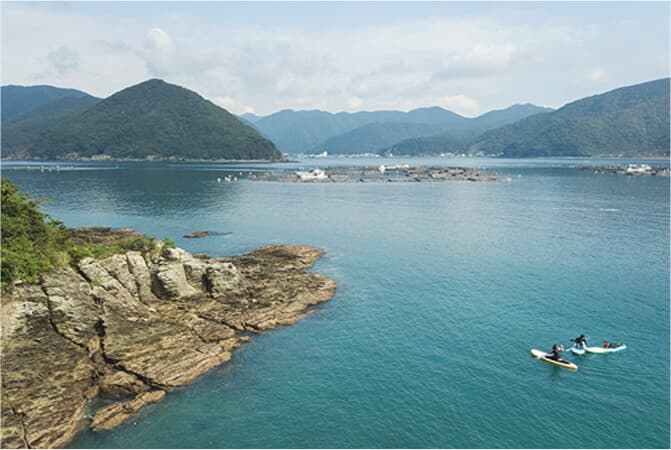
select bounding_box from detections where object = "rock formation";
[0,228,336,448]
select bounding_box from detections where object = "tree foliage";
[2,95,100,157]
[1,178,70,286]
[27,79,281,161]
[1,178,173,288]
[470,78,670,157]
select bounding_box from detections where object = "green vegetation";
[2,95,100,157]
[26,79,281,161]
[1,85,92,123]
[470,78,670,157]
[67,235,171,263]
[319,122,446,154]
[381,134,468,156]
[253,107,468,153]
[1,179,171,288]
[1,178,70,286]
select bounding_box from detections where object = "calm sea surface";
[3,157,669,448]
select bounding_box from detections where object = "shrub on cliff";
[1,178,70,287]
[68,235,171,262]
[1,179,178,289]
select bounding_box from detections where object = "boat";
[530,349,578,370]
[625,164,652,175]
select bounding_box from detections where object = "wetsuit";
[573,336,587,348]
[547,347,563,361]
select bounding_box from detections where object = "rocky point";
[0,227,337,448]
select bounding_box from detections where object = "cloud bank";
[2,3,668,116]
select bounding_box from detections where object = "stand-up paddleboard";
[530,349,578,371]
[570,345,586,355]
[585,344,626,354]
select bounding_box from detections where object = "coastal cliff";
[0,227,336,448]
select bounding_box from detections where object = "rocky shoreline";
[0,227,336,448]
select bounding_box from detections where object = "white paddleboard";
[585,344,627,354]
[570,345,586,355]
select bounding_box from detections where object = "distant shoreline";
[1,155,668,163]
[0,157,289,163]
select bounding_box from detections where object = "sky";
[1,1,669,117]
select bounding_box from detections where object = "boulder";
[99,254,138,297]
[206,262,239,297]
[152,261,199,300]
[126,251,158,303]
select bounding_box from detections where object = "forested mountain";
[239,112,261,123]
[1,85,92,123]
[470,78,670,157]
[252,103,551,154]
[317,122,447,154]
[373,104,553,156]
[4,79,281,161]
[3,78,665,160]
[252,106,468,153]
[2,95,100,156]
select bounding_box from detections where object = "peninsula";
[0,227,336,448]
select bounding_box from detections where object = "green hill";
[1,85,92,123]
[253,107,468,153]
[381,134,467,156]
[317,122,447,154]
[378,104,552,156]
[24,79,281,161]
[470,78,670,157]
[2,95,101,157]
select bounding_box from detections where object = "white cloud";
[143,27,176,76]
[347,96,363,109]
[46,45,80,75]
[146,28,173,52]
[586,68,607,81]
[213,96,238,111]
[1,3,668,115]
[440,95,480,116]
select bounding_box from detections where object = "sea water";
[3,158,669,448]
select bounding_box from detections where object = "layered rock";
[90,390,166,431]
[1,229,336,448]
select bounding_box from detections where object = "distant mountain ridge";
[381,104,554,156]
[470,78,670,157]
[326,104,554,155]
[3,78,666,160]
[2,79,281,161]
[250,106,470,153]
[317,122,448,155]
[2,95,101,155]
[1,85,93,123]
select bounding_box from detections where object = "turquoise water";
[3,158,669,448]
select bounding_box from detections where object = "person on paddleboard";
[547,344,565,361]
[573,334,588,349]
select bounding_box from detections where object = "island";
[249,165,498,183]
[0,226,336,448]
